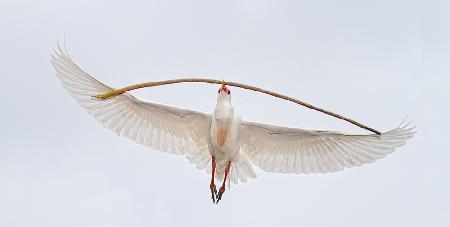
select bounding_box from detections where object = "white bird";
[52,47,415,203]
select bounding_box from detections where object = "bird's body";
[210,93,240,168]
[52,46,415,203]
[207,88,252,201]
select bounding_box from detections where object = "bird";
[52,47,415,204]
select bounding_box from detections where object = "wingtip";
[53,40,71,58]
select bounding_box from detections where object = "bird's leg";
[210,156,217,203]
[216,161,231,204]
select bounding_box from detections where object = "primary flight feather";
[52,46,415,203]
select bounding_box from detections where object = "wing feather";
[240,120,415,174]
[52,46,211,155]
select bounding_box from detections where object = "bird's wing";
[239,120,415,173]
[52,47,211,155]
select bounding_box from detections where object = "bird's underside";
[52,46,415,204]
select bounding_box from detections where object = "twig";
[93,78,381,135]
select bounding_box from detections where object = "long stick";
[94,78,381,135]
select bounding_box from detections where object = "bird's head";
[217,83,231,96]
[216,83,232,104]
[215,83,233,114]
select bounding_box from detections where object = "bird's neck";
[214,95,234,121]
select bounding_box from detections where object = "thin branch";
[93,78,382,135]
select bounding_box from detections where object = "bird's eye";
[218,89,220,93]
[227,90,231,95]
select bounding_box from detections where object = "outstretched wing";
[52,47,211,155]
[239,120,415,173]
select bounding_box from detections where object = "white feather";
[240,120,415,174]
[51,46,211,158]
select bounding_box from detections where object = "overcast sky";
[1,0,449,226]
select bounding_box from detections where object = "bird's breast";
[211,117,233,151]
[209,115,242,161]
[216,127,230,148]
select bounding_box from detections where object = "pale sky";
[1,0,449,226]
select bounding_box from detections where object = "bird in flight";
[52,47,415,204]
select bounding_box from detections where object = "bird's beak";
[219,83,230,94]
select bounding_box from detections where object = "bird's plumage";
[52,46,415,190]
[239,120,414,174]
[52,49,211,155]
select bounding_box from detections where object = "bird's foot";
[215,186,225,204]
[210,184,217,203]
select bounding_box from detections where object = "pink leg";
[216,161,231,204]
[210,156,217,203]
